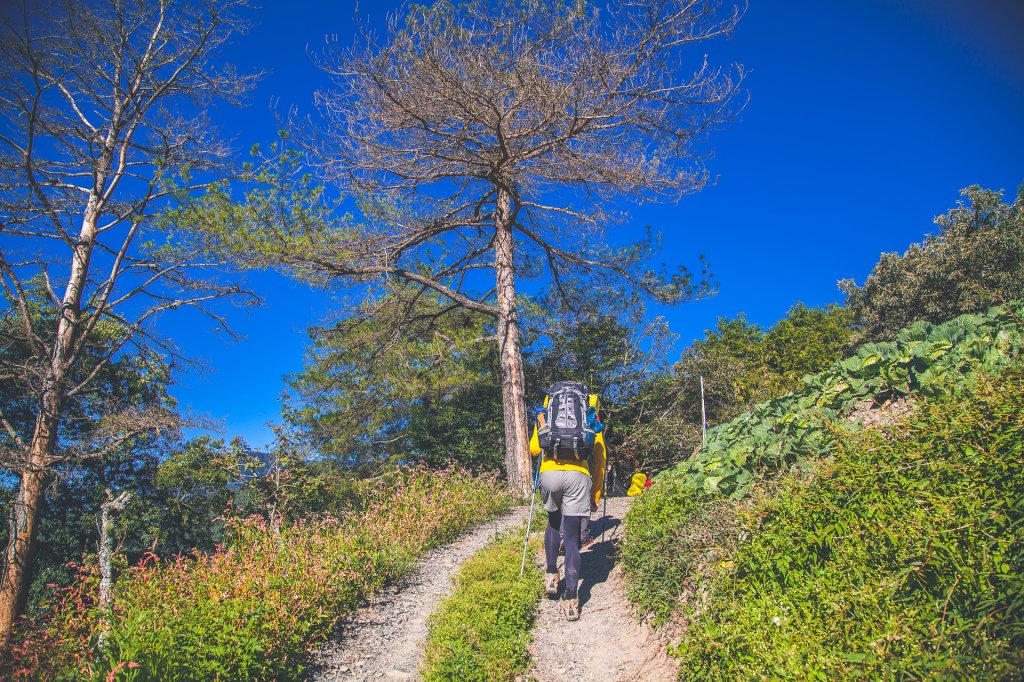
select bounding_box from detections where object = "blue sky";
[164,0,1024,448]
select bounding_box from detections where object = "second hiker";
[530,381,607,621]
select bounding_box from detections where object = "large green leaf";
[662,301,1024,504]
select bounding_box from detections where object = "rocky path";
[306,504,532,681]
[527,496,678,682]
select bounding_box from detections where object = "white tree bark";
[98,490,131,611]
[97,490,130,650]
[0,0,256,641]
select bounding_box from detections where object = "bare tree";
[320,0,745,496]
[200,0,742,496]
[0,0,257,640]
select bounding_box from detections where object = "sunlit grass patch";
[421,527,543,682]
[674,371,1024,679]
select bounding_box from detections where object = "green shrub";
[6,467,513,681]
[421,529,543,682]
[623,302,1024,630]
[619,479,704,625]
[840,185,1024,343]
[674,371,1024,680]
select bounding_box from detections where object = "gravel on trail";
[306,504,532,682]
[306,494,673,682]
[528,495,678,682]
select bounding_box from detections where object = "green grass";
[673,371,1024,680]
[421,527,543,682]
[619,476,707,625]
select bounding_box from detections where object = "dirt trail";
[307,504,531,681]
[528,496,678,682]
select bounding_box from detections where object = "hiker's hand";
[590,502,598,513]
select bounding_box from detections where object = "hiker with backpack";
[529,381,607,621]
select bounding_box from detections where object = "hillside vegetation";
[674,371,1024,679]
[3,177,1019,678]
[4,469,512,681]
[622,303,1024,678]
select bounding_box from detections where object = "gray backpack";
[536,381,595,459]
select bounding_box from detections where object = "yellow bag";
[627,472,647,496]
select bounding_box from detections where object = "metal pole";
[519,452,542,579]
[700,375,707,448]
[600,456,608,543]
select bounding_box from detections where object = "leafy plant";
[622,302,1024,625]
[674,370,1024,679]
[612,302,852,474]
[663,301,1023,500]
[421,528,543,682]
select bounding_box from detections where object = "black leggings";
[545,511,582,598]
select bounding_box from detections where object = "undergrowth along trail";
[4,468,514,681]
[621,302,1024,680]
[671,370,1024,679]
[623,301,1024,625]
[310,504,533,681]
[420,523,543,682]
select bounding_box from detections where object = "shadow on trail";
[590,512,621,538]
[576,507,627,609]
[577,537,617,609]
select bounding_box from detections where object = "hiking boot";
[560,596,580,621]
[544,572,560,596]
[581,529,594,548]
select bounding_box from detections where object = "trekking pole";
[601,456,609,543]
[519,451,542,579]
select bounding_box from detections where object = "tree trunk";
[493,186,532,498]
[0,444,51,644]
[0,195,100,644]
[98,491,130,610]
[97,491,130,650]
